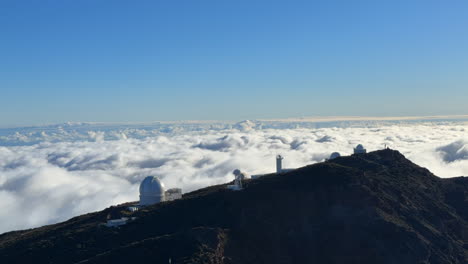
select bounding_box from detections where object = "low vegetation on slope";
[1,149,468,264]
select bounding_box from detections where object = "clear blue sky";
[1,0,467,126]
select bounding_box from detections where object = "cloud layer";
[1,121,468,234]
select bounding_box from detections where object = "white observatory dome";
[139,176,165,206]
[354,144,367,154]
[233,169,241,176]
[329,152,341,160]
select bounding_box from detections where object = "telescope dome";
[139,176,165,206]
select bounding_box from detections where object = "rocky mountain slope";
[1,149,468,264]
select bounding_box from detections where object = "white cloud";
[0,121,468,234]
[436,140,468,162]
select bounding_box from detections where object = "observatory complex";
[108,143,373,226]
[250,144,368,180]
[329,144,367,159]
[106,176,182,227]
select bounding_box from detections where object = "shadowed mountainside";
[1,149,468,263]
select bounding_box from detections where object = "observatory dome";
[354,144,367,154]
[329,152,341,160]
[139,176,165,206]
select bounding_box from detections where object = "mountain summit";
[1,149,468,264]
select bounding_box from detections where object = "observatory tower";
[139,176,165,206]
[276,155,283,174]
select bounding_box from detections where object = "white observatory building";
[276,155,283,174]
[227,169,245,190]
[329,152,341,160]
[276,155,295,174]
[251,155,295,179]
[139,176,182,206]
[105,176,182,227]
[354,144,367,154]
[139,176,166,206]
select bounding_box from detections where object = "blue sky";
[1,0,467,126]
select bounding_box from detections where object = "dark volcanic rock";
[1,149,468,263]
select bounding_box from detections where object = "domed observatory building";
[354,144,367,154]
[227,169,245,191]
[139,176,165,206]
[329,152,341,160]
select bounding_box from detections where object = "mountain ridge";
[1,149,468,263]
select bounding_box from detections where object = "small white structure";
[106,217,129,227]
[354,144,367,154]
[139,176,165,206]
[276,155,283,174]
[329,152,341,160]
[165,188,182,201]
[105,217,137,228]
[227,169,245,190]
[127,206,139,212]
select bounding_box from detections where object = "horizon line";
[1,114,468,129]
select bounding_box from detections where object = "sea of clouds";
[1,120,468,234]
